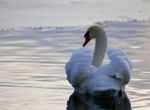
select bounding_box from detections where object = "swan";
[65,25,132,96]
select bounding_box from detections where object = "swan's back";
[81,47,132,94]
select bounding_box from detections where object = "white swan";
[65,25,132,96]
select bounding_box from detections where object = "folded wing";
[107,47,132,85]
[65,48,94,87]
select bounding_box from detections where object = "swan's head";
[83,25,106,47]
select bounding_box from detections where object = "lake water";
[0,20,150,110]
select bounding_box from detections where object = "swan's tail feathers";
[107,47,132,84]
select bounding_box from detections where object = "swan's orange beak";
[83,31,91,47]
[83,37,91,47]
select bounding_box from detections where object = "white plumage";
[65,25,132,96]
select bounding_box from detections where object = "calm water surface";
[0,20,150,110]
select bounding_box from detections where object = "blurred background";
[0,0,150,28]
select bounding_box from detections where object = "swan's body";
[65,25,132,96]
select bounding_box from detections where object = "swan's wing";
[106,47,132,85]
[65,47,95,87]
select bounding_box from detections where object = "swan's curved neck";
[92,32,107,67]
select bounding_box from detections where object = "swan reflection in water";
[67,91,132,110]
